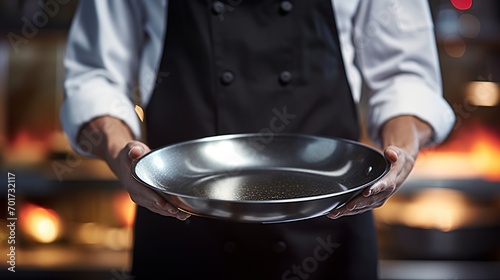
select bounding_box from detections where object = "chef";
[61,0,455,279]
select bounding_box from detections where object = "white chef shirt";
[61,0,456,156]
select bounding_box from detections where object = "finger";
[127,186,169,211]
[327,207,370,219]
[146,205,191,220]
[127,141,150,160]
[151,204,191,221]
[175,211,192,221]
[328,188,393,218]
[384,146,399,163]
[127,185,190,220]
[124,168,189,220]
[327,198,387,219]
[363,176,396,198]
[365,175,400,198]
[351,190,393,209]
[128,145,145,160]
[330,190,390,215]
[330,147,416,220]
[146,207,191,220]
[326,200,356,219]
[328,207,372,219]
[363,147,404,197]
[327,210,342,219]
[121,142,189,221]
[134,196,191,220]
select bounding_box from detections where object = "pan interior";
[187,169,349,201]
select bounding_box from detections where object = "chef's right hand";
[118,141,191,220]
[79,116,189,220]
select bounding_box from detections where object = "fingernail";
[128,145,144,158]
[388,148,398,159]
[155,201,165,208]
[329,211,341,219]
[168,208,178,215]
[364,189,372,197]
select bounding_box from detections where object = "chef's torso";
[133,1,377,279]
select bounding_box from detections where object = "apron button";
[223,241,236,253]
[272,240,287,253]
[279,71,292,85]
[280,1,294,14]
[212,1,226,15]
[221,71,235,85]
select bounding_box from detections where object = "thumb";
[384,146,399,164]
[127,142,148,161]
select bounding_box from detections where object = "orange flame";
[412,123,500,181]
[5,130,49,164]
[374,188,498,231]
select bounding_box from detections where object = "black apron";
[132,1,378,279]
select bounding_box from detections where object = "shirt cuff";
[60,77,142,157]
[367,78,456,148]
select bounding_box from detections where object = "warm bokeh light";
[5,130,49,164]
[443,35,466,58]
[465,81,500,107]
[412,124,500,181]
[400,188,469,232]
[75,223,132,250]
[375,188,497,232]
[450,0,473,11]
[20,203,62,243]
[76,222,101,245]
[102,227,132,251]
[400,189,468,231]
[113,191,136,228]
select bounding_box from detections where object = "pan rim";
[131,132,391,204]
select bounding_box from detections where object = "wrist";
[380,115,433,158]
[77,116,134,162]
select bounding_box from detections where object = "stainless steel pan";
[132,133,390,223]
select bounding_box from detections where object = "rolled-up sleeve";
[354,0,456,146]
[60,0,144,156]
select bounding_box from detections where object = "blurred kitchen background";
[0,0,499,279]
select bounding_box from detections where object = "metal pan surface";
[132,133,390,223]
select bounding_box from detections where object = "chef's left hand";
[327,145,415,219]
[327,115,433,220]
